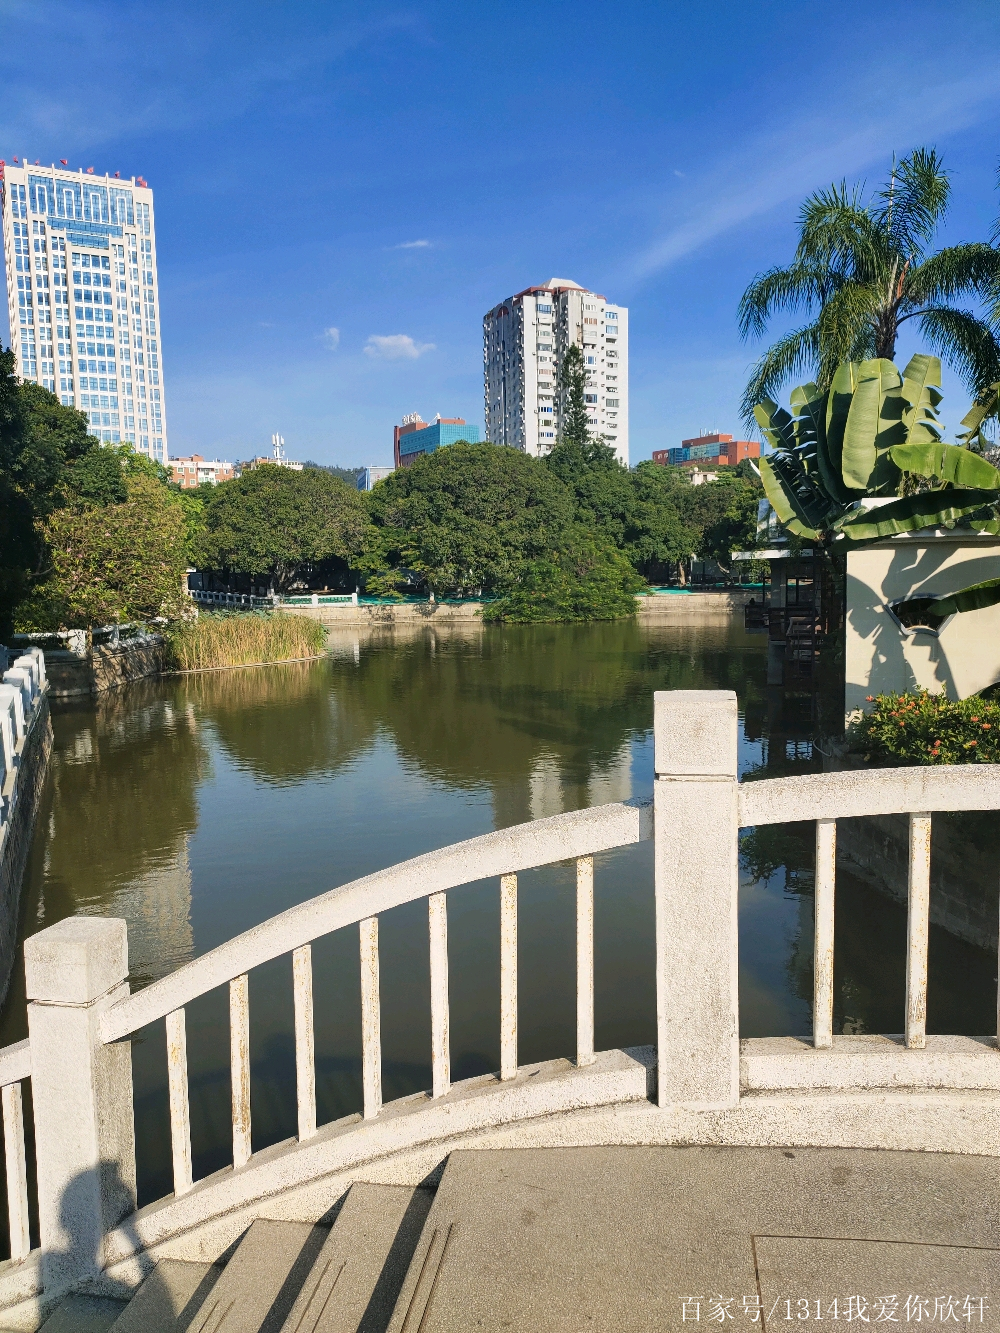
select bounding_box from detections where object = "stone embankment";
[289,589,758,627]
[0,649,51,1006]
[9,629,166,699]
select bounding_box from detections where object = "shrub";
[164,612,327,671]
[850,689,1000,765]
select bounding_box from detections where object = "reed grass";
[164,612,327,672]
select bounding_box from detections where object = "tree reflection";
[181,659,379,786]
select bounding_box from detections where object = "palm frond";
[875,148,950,261]
[908,244,1000,304]
[737,263,839,338]
[912,307,1000,399]
[796,187,888,280]
[814,284,881,384]
[739,323,821,430]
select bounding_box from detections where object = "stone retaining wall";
[41,635,167,698]
[290,590,758,628]
[836,809,1000,952]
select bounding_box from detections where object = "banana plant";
[755,355,1000,613]
[756,354,1000,542]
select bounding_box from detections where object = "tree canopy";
[365,442,574,597]
[196,464,372,591]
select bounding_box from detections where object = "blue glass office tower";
[1,158,168,461]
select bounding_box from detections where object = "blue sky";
[2,0,999,466]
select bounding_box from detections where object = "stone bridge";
[0,690,997,1331]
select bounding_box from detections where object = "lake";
[2,618,995,1207]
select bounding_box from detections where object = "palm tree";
[738,149,1000,427]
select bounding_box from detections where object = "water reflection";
[0,620,994,1213]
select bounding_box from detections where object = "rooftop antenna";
[271,433,285,462]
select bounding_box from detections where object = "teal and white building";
[1,158,168,462]
[483,278,628,464]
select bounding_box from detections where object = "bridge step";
[35,1184,435,1333]
[276,1183,433,1333]
[108,1260,220,1332]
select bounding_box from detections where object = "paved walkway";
[390,1145,1000,1331]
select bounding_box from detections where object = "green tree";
[622,462,700,581]
[545,431,634,544]
[365,442,574,597]
[738,149,1000,424]
[18,471,188,629]
[559,343,591,447]
[198,465,372,591]
[690,471,762,571]
[482,526,643,623]
[0,364,99,631]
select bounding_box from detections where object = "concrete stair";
[32,1146,1000,1333]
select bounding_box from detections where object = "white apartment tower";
[483,279,628,465]
[1,158,168,461]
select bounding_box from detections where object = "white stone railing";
[189,590,359,609]
[0,649,47,829]
[1,689,999,1310]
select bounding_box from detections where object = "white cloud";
[323,326,340,350]
[393,239,430,249]
[363,334,435,361]
[625,61,1000,285]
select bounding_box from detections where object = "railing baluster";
[165,1008,193,1196]
[576,856,595,1067]
[230,974,252,1166]
[293,945,316,1141]
[906,813,932,1049]
[500,873,518,1080]
[2,1082,30,1261]
[428,893,450,1098]
[813,819,837,1049]
[360,917,382,1119]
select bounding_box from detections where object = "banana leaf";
[889,441,1000,490]
[837,489,995,540]
[758,455,820,539]
[957,382,1000,450]
[900,354,943,448]
[825,361,860,487]
[791,382,847,505]
[753,399,796,454]
[842,359,900,491]
[930,577,1000,617]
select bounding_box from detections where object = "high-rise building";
[483,278,628,465]
[1,158,168,461]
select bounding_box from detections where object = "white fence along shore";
[0,689,997,1326]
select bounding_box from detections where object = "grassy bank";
[164,611,327,672]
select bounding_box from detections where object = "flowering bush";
[851,689,1000,765]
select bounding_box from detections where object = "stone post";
[25,919,137,1294]
[654,690,740,1109]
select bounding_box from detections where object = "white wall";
[845,535,1000,718]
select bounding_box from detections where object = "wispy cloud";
[323,326,340,350]
[392,239,431,249]
[625,62,1000,285]
[364,334,435,360]
[0,8,424,152]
